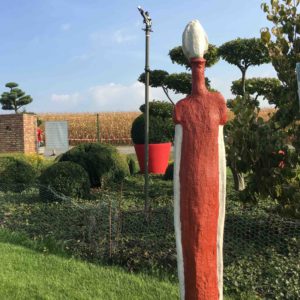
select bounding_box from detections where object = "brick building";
[0,113,37,154]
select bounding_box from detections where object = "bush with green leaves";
[58,143,129,187]
[0,157,37,192]
[39,161,90,201]
[0,153,53,176]
[163,162,174,181]
[131,100,174,144]
[126,155,139,175]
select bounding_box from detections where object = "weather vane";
[137,6,152,29]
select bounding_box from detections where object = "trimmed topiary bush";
[39,161,90,201]
[126,155,139,175]
[0,153,52,175]
[131,100,174,144]
[163,162,174,181]
[0,157,37,192]
[58,143,129,188]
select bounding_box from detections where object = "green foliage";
[231,77,281,104]
[0,153,53,175]
[138,45,218,103]
[220,37,273,192]
[138,71,212,96]
[126,155,139,175]
[0,82,33,113]
[139,100,173,118]
[261,0,300,127]
[219,38,270,76]
[0,173,299,299]
[164,73,192,95]
[131,101,174,144]
[138,70,169,88]
[0,157,37,192]
[58,143,129,187]
[163,162,174,181]
[39,161,90,200]
[224,249,300,299]
[168,44,220,69]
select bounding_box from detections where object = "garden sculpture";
[174,20,227,300]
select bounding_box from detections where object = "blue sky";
[0,0,276,113]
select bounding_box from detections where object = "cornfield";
[38,108,275,146]
[38,112,140,146]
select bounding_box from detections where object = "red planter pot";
[134,143,171,174]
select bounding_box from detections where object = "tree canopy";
[0,82,33,113]
[138,44,219,103]
[231,77,281,103]
[261,0,300,127]
[168,44,219,69]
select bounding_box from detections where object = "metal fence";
[0,184,299,299]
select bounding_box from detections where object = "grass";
[0,229,179,300]
[0,162,298,299]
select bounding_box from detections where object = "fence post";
[109,198,112,259]
[96,113,100,142]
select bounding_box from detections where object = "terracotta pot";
[134,142,171,174]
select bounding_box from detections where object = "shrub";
[58,143,129,187]
[39,161,90,201]
[139,100,173,118]
[163,162,174,181]
[126,155,139,175]
[131,100,174,144]
[0,153,52,175]
[0,157,37,192]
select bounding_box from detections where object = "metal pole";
[138,6,152,215]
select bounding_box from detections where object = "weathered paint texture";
[174,57,227,300]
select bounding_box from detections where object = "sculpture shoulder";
[174,97,190,124]
[210,91,226,105]
[175,96,190,108]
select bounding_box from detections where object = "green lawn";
[0,230,179,300]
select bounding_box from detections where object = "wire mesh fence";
[0,183,299,299]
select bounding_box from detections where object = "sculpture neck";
[190,58,207,96]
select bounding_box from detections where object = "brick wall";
[0,114,37,154]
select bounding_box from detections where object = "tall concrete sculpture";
[174,20,227,300]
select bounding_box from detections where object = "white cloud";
[89,29,136,44]
[51,93,82,105]
[61,23,71,31]
[112,29,136,44]
[88,81,184,111]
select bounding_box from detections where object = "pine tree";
[0,82,33,113]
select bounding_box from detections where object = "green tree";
[261,0,300,128]
[231,77,281,104]
[0,82,33,113]
[259,0,300,217]
[219,38,270,94]
[219,38,271,191]
[138,44,219,104]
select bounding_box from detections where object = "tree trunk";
[230,166,245,191]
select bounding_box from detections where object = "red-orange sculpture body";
[174,58,227,300]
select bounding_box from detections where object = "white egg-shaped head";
[182,20,208,60]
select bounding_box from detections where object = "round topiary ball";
[58,143,129,188]
[0,157,37,192]
[163,162,174,181]
[131,100,174,144]
[39,161,90,201]
[131,115,174,144]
